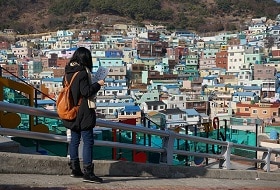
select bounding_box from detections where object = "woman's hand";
[98,80,105,86]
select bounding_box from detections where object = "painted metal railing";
[0,101,280,172]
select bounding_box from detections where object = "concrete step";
[0,135,40,155]
[0,152,280,182]
[0,135,20,153]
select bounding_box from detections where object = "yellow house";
[204,84,234,94]
[134,57,157,70]
[219,75,238,85]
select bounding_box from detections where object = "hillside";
[0,0,280,35]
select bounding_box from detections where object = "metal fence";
[0,101,280,172]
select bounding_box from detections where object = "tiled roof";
[159,108,185,114]
[145,101,166,106]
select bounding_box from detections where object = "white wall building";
[227,45,245,74]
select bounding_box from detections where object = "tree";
[215,0,232,13]
[265,36,275,57]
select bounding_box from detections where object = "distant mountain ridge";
[0,0,280,35]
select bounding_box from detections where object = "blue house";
[118,105,142,124]
[232,92,259,103]
[183,109,200,125]
[242,86,262,97]
[105,49,123,58]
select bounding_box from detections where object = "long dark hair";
[69,47,93,70]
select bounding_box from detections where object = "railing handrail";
[0,67,56,102]
[0,101,280,172]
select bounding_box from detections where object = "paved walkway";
[1,150,280,190]
[0,174,280,190]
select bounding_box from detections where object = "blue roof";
[42,78,63,82]
[137,57,156,60]
[214,84,226,87]
[114,79,126,82]
[270,25,280,30]
[104,86,126,90]
[121,105,141,113]
[97,102,135,107]
[243,86,262,90]
[232,92,256,96]
[184,109,199,116]
[105,78,114,82]
[204,75,218,80]
[164,85,180,89]
[36,99,55,105]
[67,47,77,51]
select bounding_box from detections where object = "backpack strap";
[65,71,79,86]
[64,71,82,106]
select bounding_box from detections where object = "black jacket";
[62,64,101,131]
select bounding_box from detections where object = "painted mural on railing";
[0,77,53,133]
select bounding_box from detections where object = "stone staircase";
[0,135,39,154]
[0,135,20,153]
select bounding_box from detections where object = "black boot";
[69,159,84,178]
[83,164,103,183]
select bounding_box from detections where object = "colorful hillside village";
[2,15,280,148]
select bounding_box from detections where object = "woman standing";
[62,47,104,183]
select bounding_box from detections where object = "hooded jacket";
[62,64,101,131]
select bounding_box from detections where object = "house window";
[252,110,257,114]
[245,108,249,111]
[263,110,267,114]
[168,115,172,119]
